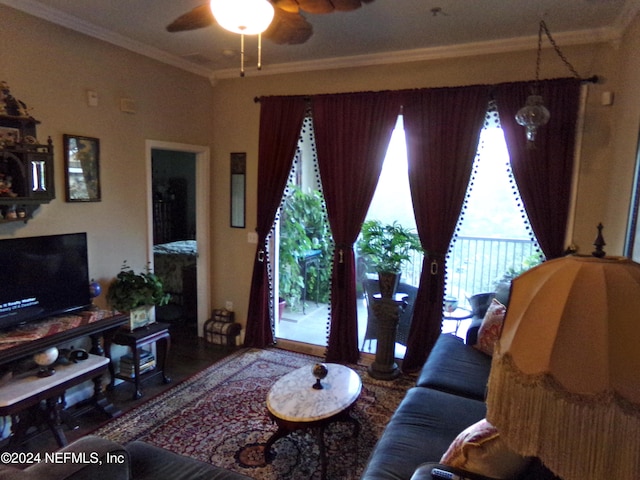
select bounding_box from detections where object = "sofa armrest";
[411,462,502,480]
[0,435,131,480]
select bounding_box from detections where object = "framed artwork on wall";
[63,134,101,202]
[230,152,246,228]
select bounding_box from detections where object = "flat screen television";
[0,232,91,331]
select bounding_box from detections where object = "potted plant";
[107,261,171,330]
[357,220,422,298]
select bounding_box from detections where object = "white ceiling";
[3,0,639,79]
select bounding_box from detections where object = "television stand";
[0,310,129,446]
[0,354,110,447]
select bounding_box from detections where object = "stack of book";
[119,350,156,378]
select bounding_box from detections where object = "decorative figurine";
[4,205,16,219]
[88,279,102,310]
[0,81,30,117]
[34,347,59,377]
[0,174,17,197]
[312,363,328,390]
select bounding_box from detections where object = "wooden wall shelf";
[0,114,55,223]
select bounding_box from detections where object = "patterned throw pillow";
[440,419,529,479]
[473,298,506,356]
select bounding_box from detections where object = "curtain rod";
[253,76,598,103]
[254,95,311,103]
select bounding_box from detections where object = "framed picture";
[230,152,246,228]
[63,134,101,202]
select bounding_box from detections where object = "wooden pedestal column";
[367,297,405,380]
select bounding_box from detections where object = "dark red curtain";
[313,91,402,363]
[402,86,490,372]
[244,96,307,347]
[494,78,582,259]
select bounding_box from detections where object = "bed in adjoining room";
[153,239,198,321]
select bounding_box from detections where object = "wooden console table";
[0,310,128,446]
[105,322,171,400]
[0,354,109,448]
[0,310,129,365]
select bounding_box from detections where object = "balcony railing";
[402,235,540,308]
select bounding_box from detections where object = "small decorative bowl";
[443,296,459,313]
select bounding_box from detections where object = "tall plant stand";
[367,296,406,380]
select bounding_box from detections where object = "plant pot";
[128,305,156,331]
[278,298,286,320]
[378,271,401,299]
[443,296,459,313]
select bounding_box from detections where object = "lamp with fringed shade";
[486,253,640,480]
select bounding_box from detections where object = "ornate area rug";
[94,347,413,479]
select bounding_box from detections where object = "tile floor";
[276,298,471,359]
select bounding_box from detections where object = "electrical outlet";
[247,232,258,244]
[225,301,233,311]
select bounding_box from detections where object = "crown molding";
[0,0,212,77]
[614,0,640,33]
[212,26,620,80]
[1,0,627,81]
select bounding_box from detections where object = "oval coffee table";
[265,363,362,479]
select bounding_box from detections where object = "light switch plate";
[87,90,98,107]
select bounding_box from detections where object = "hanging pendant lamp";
[516,20,582,146]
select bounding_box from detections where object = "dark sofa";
[361,292,558,480]
[0,435,252,480]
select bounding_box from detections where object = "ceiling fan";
[166,0,375,45]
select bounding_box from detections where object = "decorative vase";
[378,271,400,299]
[443,296,459,313]
[312,363,328,389]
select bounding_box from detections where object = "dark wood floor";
[4,320,234,453]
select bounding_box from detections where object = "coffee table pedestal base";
[265,408,360,479]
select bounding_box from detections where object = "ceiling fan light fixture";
[210,0,275,35]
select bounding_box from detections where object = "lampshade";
[210,0,275,35]
[486,255,640,480]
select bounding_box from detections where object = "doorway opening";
[146,141,211,336]
[274,117,332,348]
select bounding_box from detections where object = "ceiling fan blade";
[281,0,374,14]
[292,0,334,14]
[165,0,374,44]
[269,0,300,14]
[331,0,374,11]
[264,9,313,45]
[166,4,213,32]
[270,0,375,14]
